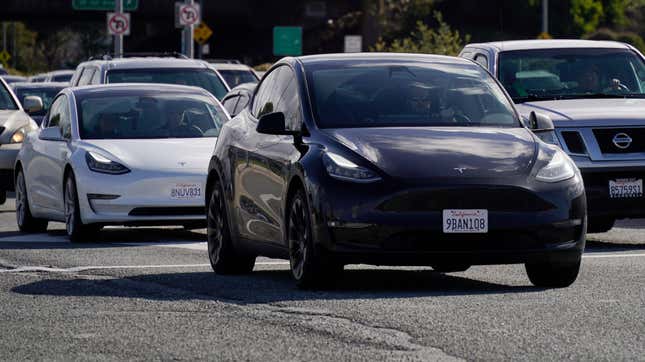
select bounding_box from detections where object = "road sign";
[107,12,130,36]
[194,23,213,45]
[178,3,201,26]
[0,50,10,67]
[344,35,362,53]
[273,26,302,56]
[73,0,138,11]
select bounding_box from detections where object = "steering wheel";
[453,113,472,124]
[603,79,631,94]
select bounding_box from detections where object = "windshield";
[498,48,645,103]
[0,82,18,110]
[15,87,63,116]
[51,73,72,82]
[306,61,519,128]
[217,69,258,87]
[106,68,228,100]
[78,93,227,140]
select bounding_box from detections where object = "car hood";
[324,127,537,180]
[78,138,217,172]
[0,109,34,143]
[516,98,645,127]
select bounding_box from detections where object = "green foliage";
[372,11,470,56]
[570,0,605,35]
[586,27,645,51]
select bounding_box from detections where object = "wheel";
[525,258,581,288]
[587,217,615,233]
[64,175,99,243]
[15,170,48,233]
[207,180,255,274]
[432,263,471,273]
[0,190,6,205]
[288,189,343,289]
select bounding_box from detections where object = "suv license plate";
[609,179,643,198]
[443,209,488,233]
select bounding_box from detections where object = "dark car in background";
[1,75,28,85]
[10,82,67,125]
[220,82,256,117]
[205,53,587,289]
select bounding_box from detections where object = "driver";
[406,82,437,116]
[575,64,600,93]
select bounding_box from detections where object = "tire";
[287,189,343,289]
[15,170,48,233]
[432,264,471,273]
[64,175,99,243]
[207,180,255,274]
[0,190,6,205]
[587,217,615,233]
[525,258,581,288]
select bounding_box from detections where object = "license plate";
[443,209,488,233]
[170,183,202,200]
[609,179,643,198]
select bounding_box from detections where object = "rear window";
[217,69,259,88]
[51,73,73,82]
[107,68,228,100]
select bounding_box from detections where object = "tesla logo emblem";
[178,162,187,167]
[454,167,468,174]
[612,133,632,149]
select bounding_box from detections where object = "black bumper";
[0,169,13,191]
[582,169,645,219]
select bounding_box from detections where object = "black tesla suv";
[205,53,587,289]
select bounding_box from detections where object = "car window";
[274,68,302,131]
[90,70,102,84]
[77,93,227,139]
[77,68,96,86]
[51,73,73,82]
[306,61,518,128]
[46,95,66,129]
[253,66,285,117]
[106,68,229,100]
[58,97,72,139]
[15,87,63,116]
[222,95,239,115]
[217,69,259,88]
[233,93,250,115]
[474,54,488,68]
[0,82,18,110]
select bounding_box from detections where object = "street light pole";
[183,0,195,58]
[115,0,123,57]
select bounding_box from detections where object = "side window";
[233,94,250,115]
[58,97,72,139]
[90,69,102,84]
[474,54,488,69]
[276,69,302,131]
[46,96,65,128]
[77,68,95,86]
[222,95,239,115]
[70,68,83,86]
[252,66,284,117]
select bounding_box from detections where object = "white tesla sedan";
[14,84,229,242]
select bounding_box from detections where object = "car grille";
[377,187,555,212]
[560,131,587,154]
[128,207,205,217]
[593,128,645,154]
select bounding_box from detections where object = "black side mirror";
[256,112,297,135]
[528,111,554,132]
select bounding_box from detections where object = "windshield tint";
[306,61,519,128]
[0,82,18,110]
[78,93,227,140]
[217,69,258,87]
[106,68,228,100]
[499,48,645,102]
[15,87,63,116]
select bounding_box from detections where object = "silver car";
[15,83,229,242]
[461,39,645,232]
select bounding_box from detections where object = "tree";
[570,0,604,35]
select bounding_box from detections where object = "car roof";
[68,83,213,97]
[209,63,254,71]
[296,52,471,66]
[11,82,68,89]
[79,57,211,71]
[465,39,631,52]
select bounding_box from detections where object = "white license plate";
[170,183,202,200]
[443,209,488,233]
[609,179,643,198]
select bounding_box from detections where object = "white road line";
[583,253,645,259]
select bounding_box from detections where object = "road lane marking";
[583,253,645,259]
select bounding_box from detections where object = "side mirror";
[256,112,297,135]
[528,111,554,132]
[23,96,43,114]
[39,126,64,141]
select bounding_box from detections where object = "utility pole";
[542,0,549,34]
[2,23,6,52]
[183,0,195,58]
[115,0,123,57]
[11,22,16,68]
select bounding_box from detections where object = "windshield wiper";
[513,94,559,103]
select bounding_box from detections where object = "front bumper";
[0,143,21,191]
[579,167,645,219]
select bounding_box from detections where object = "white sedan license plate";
[170,183,202,200]
[443,209,488,233]
[609,179,643,199]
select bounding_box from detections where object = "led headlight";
[85,151,130,175]
[322,152,381,183]
[536,150,575,183]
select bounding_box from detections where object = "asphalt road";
[0,197,643,361]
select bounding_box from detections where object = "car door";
[28,94,72,213]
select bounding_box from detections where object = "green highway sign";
[273,26,302,56]
[73,0,138,11]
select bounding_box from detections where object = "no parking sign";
[107,12,131,36]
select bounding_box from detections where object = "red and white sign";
[107,12,130,36]
[178,3,201,26]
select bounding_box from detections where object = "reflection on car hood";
[516,98,645,127]
[79,138,217,172]
[324,127,537,180]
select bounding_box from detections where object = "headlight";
[10,127,29,143]
[322,152,381,183]
[85,151,130,175]
[535,130,560,146]
[536,150,575,183]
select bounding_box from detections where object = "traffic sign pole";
[183,0,195,58]
[114,0,123,57]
